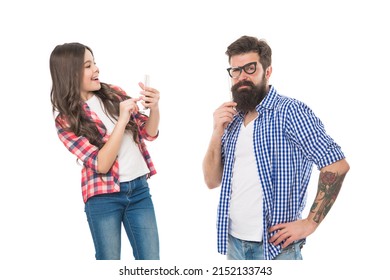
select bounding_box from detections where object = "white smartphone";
[142,74,151,114]
[144,74,150,88]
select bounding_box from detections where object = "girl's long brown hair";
[50,42,139,148]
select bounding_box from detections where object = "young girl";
[50,42,160,260]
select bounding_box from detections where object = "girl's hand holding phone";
[139,75,160,111]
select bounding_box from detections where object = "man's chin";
[235,104,256,113]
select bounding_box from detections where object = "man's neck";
[243,110,258,127]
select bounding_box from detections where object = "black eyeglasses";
[227,61,257,78]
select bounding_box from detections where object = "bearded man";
[202,35,350,260]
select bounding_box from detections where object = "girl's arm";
[96,97,141,173]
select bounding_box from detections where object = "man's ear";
[265,66,272,80]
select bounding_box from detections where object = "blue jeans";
[84,176,159,260]
[227,234,304,260]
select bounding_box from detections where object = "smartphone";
[144,74,150,88]
[142,74,151,114]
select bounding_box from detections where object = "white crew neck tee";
[86,95,149,182]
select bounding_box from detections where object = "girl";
[50,42,160,260]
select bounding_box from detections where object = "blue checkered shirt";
[217,85,345,259]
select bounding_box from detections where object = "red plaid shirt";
[55,85,157,203]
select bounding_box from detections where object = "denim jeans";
[227,234,304,260]
[84,175,159,260]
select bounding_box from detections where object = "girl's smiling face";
[80,49,101,100]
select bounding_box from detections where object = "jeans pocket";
[277,239,304,260]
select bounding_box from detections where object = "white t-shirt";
[86,95,149,182]
[229,119,263,242]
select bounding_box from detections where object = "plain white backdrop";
[1,0,389,279]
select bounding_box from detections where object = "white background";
[1,0,389,279]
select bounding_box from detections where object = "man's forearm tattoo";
[310,171,346,223]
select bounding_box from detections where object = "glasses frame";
[227,61,257,78]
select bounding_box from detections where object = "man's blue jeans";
[84,175,159,260]
[227,234,304,260]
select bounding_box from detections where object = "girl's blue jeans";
[84,175,159,260]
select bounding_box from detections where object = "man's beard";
[231,78,268,113]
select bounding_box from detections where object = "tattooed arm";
[310,160,349,223]
[269,159,350,248]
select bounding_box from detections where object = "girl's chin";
[92,83,101,90]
